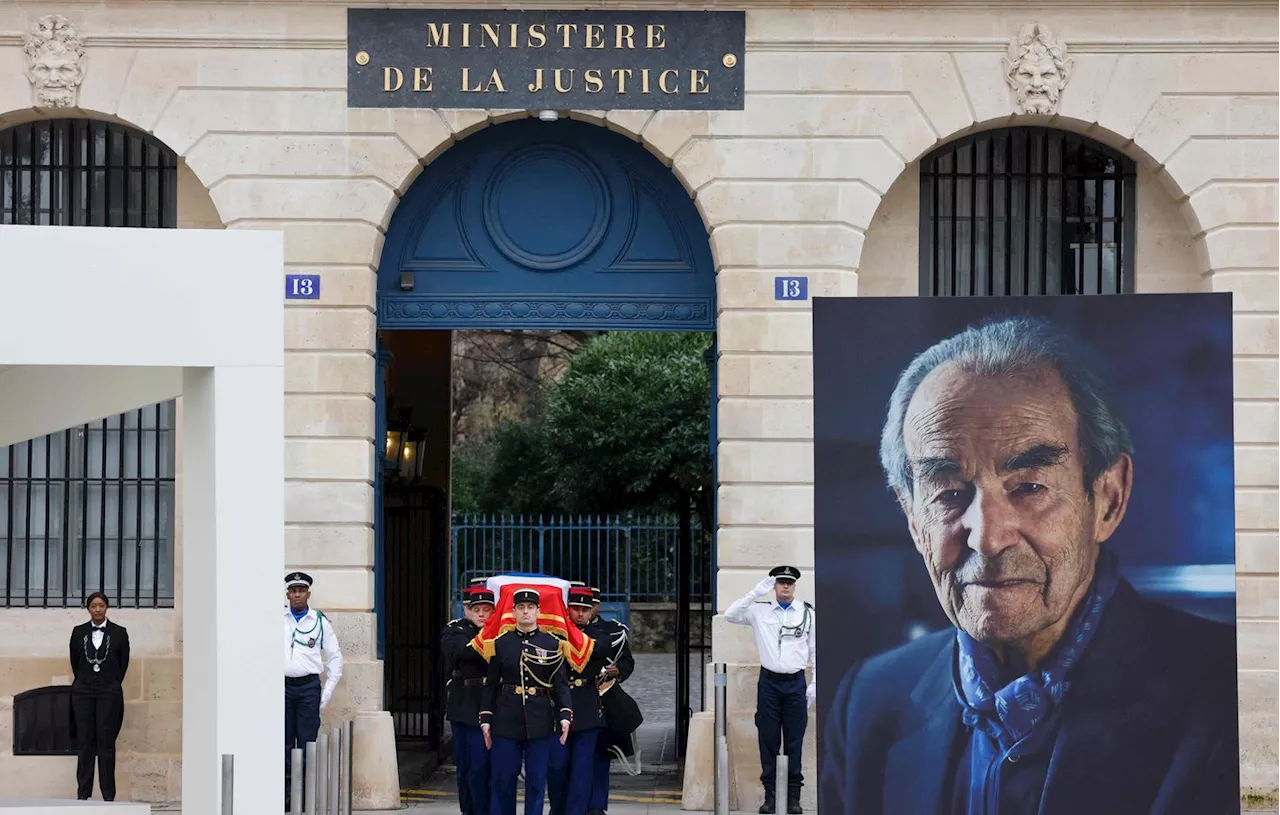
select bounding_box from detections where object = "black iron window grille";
[919,127,1137,297]
[1,119,178,608]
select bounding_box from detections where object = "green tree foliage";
[451,332,712,517]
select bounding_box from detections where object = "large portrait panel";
[814,293,1239,815]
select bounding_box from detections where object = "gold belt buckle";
[528,687,538,696]
[573,679,583,687]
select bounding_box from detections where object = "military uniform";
[724,566,816,815]
[283,571,343,810]
[583,588,637,815]
[480,589,573,815]
[443,585,494,815]
[549,586,611,815]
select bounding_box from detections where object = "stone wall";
[627,603,714,652]
[0,0,1273,805]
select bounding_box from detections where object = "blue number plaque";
[774,276,808,301]
[285,274,321,300]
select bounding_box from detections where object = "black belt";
[760,667,804,681]
[571,677,598,688]
[462,678,486,687]
[502,683,547,697]
[285,674,320,686]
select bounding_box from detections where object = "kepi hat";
[568,586,594,609]
[769,565,801,582]
[285,571,312,590]
[512,587,541,606]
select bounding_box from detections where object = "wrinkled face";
[514,601,539,627]
[773,580,797,604]
[1013,54,1063,113]
[28,49,82,107]
[87,597,108,624]
[568,605,593,627]
[898,362,1129,652]
[287,586,310,612]
[471,603,494,626]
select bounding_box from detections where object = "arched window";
[919,127,1136,297]
[1,119,177,609]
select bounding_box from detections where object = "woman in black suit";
[69,591,130,801]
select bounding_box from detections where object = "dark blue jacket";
[820,580,1239,815]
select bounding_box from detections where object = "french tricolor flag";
[468,572,595,672]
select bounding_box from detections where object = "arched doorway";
[374,118,716,761]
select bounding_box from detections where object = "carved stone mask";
[23,16,86,109]
[1004,23,1073,115]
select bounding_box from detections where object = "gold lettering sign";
[348,9,746,111]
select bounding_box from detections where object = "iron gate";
[382,485,448,744]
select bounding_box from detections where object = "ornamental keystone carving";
[23,15,86,109]
[1004,23,1073,115]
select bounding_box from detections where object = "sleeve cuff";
[478,711,492,725]
[559,708,573,724]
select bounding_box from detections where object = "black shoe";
[787,786,803,813]
[759,792,776,814]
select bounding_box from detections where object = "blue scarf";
[955,548,1120,753]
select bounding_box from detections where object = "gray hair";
[879,315,1133,498]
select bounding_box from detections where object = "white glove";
[320,689,332,710]
[750,576,777,598]
[806,683,816,708]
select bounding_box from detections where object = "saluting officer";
[583,586,637,815]
[480,588,573,815]
[442,583,496,815]
[284,571,344,809]
[724,566,815,814]
[548,586,610,815]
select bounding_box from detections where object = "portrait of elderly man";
[819,315,1239,815]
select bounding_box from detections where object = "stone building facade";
[0,0,1274,806]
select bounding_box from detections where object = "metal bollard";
[713,663,729,815]
[342,719,354,815]
[316,732,330,814]
[329,726,342,815]
[305,741,318,815]
[777,754,789,814]
[290,748,304,815]
[220,754,233,815]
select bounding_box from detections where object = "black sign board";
[347,9,745,111]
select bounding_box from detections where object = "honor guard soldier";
[284,571,344,809]
[443,583,496,815]
[548,586,611,815]
[725,566,816,814]
[480,587,573,815]
[583,587,638,815]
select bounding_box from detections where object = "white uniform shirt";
[284,606,344,708]
[724,593,816,677]
[91,623,107,649]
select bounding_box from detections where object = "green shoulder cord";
[290,609,326,652]
[776,603,812,650]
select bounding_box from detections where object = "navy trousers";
[490,735,553,815]
[755,670,807,791]
[284,676,322,801]
[588,753,611,812]
[548,729,599,815]
[452,723,490,815]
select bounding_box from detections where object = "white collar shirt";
[91,620,108,649]
[724,594,816,676]
[285,606,345,707]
